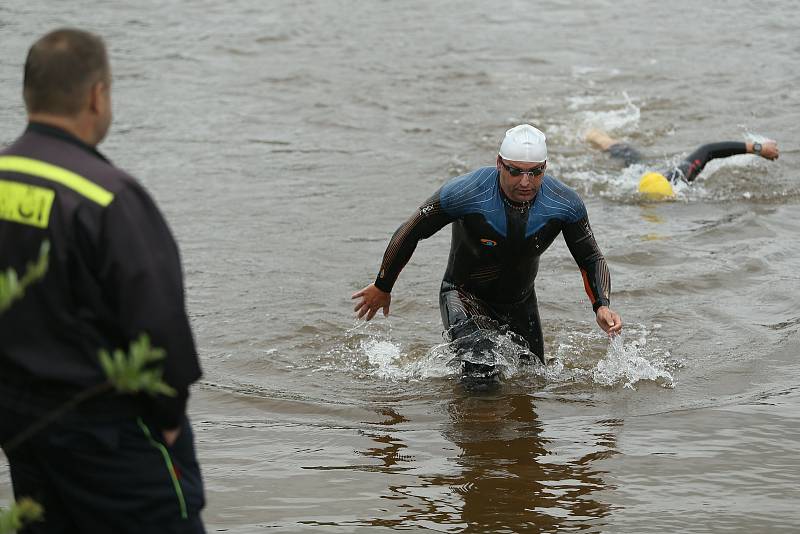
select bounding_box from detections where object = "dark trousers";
[1,409,205,534]
[439,281,544,364]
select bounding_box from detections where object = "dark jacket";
[0,123,201,428]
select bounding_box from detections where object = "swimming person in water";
[352,124,622,383]
[585,128,780,199]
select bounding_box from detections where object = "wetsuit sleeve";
[374,189,455,293]
[97,185,201,429]
[562,217,611,312]
[606,142,643,167]
[670,142,748,183]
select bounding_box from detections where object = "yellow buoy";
[638,172,674,200]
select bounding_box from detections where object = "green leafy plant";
[99,334,176,397]
[0,240,50,314]
[0,498,44,533]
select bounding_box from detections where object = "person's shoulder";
[1,131,143,206]
[440,167,497,209]
[443,166,496,189]
[72,149,138,192]
[541,174,580,196]
[53,145,160,213]
[536,174,586,222]
[67,152,163,218]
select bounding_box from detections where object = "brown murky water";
[2,0,799,532]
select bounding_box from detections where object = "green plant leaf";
[0,240,50,315]
[0,498,44,533]
[97,334,176,397]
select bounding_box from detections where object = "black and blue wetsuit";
[608,141,750,182]
[374,167,611,363]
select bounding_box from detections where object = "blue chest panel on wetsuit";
[439,167,586,238]
[439,167,506,234]
[526,175,586,236]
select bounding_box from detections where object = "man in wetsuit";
[585,128,780,199]
[352,125,622,376]
[0,29,205,532]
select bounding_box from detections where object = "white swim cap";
[498,124,547,163]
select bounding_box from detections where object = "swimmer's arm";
[373,191,454,293]
[562,217,611,311]
[353,191,454,320]
[679,140,778,182]
[563,221,623,335]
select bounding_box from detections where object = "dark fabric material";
[0,362,141,420]
[25,122,108,162]
[667,141,748,183]
[1,410,205,534]
[439,281,544,363]
[0,125,202,427]
[606,142,643,167]
[563,218,611,311]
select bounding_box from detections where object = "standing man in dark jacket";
[0,28,205,532]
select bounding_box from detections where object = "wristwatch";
[752,142,763,155]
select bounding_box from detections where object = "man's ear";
[87,81,107,115]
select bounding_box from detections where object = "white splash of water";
[541,323,677,390]
[592,335,674,390]
[567,95,602,110]
[407,342,460,380]
[324,321,539,382]
[361,338,404,380]
[326,319,677,390]
[386,330,528,381]
[321,320,457,381]
[580,92,641,133]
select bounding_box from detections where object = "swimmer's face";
[497,156,546,203]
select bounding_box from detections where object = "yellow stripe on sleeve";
[0,156,114,207]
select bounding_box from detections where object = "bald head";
[24,28,110,116]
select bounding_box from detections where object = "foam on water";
[538,323,677,390]
[324,319,676,391]
[356,327,530,381]
[361,338,404,380]
[579,92,641,134]
[593,335,674,390]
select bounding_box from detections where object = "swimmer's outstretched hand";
[596,306,623,336]
[760,140,779,160]
[752,140,779,160]
[352,283,391,321]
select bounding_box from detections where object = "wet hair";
[23,28,109,116]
